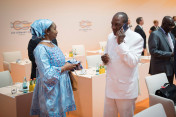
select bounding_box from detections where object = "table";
[0,83,38,117]
[11,60,31,82]
[87,49,104,56]
[68,62,150,117]
[68,69,106,117]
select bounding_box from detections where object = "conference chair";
[2,51,22,72]
[0,71,13,88]
[86,55,102,68]
[145,73,176,117]
[99,41,107,50]
[72,45,86,56]
[134,103,166,117]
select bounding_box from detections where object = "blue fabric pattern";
[30,43,76,117]
[31,19,52,39]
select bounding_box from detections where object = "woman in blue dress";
[30,19,77,117]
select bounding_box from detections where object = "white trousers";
[104,96,136,117]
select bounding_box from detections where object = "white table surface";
[87,49,104,55]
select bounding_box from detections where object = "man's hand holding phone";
[116,24,127,45]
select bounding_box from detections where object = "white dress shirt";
[104,28,143,99]
[167,33,174,52]
[138,25,143,30]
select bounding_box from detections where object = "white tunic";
[105,29,143,99]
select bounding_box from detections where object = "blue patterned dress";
[30,43,76,117]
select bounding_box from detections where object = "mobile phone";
[122,23,128,32]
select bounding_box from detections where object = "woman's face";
[47,23,58,40]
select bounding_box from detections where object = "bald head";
[113,12,128,24]
[161,16,175,34]
[162,16,174,25]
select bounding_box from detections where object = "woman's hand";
[62,63,78,72]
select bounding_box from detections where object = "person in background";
[149,20,159,34]
[134,17,146,55]
[27,31,57,80]
[30,19,77,117]
[128,19,132,28]
[102,12,143,117]
[149,16,175,84]
[172,16,176,38]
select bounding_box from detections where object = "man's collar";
[160,27,166,34]
[160,27,171,36]
[138,25,143,29]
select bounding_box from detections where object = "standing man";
[28,35,58,79]
[102,12,143,117]
[134,17,146,55]
[149,16,175,84]
[149,20,159,34]
[128,19,132,28]
[172,16,176,38]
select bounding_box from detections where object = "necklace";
[41,40,51,43]
[41,40,54,47]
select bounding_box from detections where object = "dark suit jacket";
[27,38,58,79]
[174,41,176,76]
[148,28,175,77]
[172,26,176,38]
[134,25,146,49]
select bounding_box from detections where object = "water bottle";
[96,63,99,75]
[23,77,28,93]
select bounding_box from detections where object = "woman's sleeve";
[34,45,62,87]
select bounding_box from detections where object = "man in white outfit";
[102,12,143,117]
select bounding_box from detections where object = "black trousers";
[141,50,144,55]
[167,74,174,84]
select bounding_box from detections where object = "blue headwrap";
[30,19,53,39]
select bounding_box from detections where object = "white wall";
[0,0,176,71]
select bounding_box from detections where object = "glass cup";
[11,83,17,94]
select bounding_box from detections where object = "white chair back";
[145,73,168,94]
[72,45,85,56]
[0,71,13,88]
[99,41,107,50]
[86,55,102,68]
[134,103,167,117]
[3,51,22,63]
